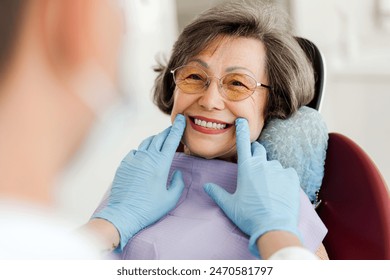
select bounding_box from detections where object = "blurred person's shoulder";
[0,199,101,259]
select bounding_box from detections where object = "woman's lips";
[188,115,233,135]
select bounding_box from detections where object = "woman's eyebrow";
[225,66,252,73]
[187,59,209,68]
[188,59,254,75]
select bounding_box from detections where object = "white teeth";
[193,118,227,130]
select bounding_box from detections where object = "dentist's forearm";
[82,218,120,253]
[256,230,302,259]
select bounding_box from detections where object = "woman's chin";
[183,145,237,162]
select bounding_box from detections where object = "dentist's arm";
[257,231,317,260]
[85,114,186,253]
[204,118,317,259]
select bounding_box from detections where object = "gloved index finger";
[137,135,154,151]
[161,114,186,154]
[235,118,251,164]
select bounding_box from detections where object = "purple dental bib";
[117,153,327,260]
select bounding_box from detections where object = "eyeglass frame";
[170,65,272,102]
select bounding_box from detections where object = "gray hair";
[153,0,314,121]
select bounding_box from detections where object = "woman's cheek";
[170,90,180,123]
[250,121,264,142]
[170,112,177,124]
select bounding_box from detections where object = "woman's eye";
[187,74,203,80]
[231,80,248,89]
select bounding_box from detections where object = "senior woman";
[94,0,328,259]
[155,5,314,162]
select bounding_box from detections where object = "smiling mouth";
[189,116,233,131]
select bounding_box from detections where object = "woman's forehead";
[186,36,267,75]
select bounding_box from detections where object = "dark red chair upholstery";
[317,133,390,259]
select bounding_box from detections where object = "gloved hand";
[203,118,301,257]
[92,114,186,251]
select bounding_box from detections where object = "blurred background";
[55,0,390,226]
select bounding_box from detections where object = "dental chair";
[296,37,325,111]
[298,37,390,259]
[318,133,390,259]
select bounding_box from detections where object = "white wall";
[291,0,390,187]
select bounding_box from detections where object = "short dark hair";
[153,0,314,121]
[0,0,27,78]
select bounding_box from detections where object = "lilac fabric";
[103,153,327,260]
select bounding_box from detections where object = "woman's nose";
[197,79,225,111]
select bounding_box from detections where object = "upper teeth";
[194,118,227,129]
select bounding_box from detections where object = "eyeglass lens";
[173,65,258,101]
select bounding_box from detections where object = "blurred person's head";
[0,0,123,203]
[153,0,314,161]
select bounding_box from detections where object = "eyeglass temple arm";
[258,82,272,89]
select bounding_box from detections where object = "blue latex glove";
[203,118,301,257]
[92,114,186,251]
